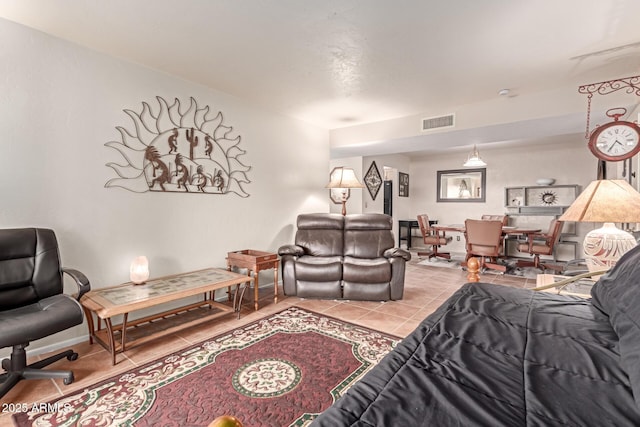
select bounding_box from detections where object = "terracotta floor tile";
[119,333,191,365]
[392,318,423,337]
[291,298,343,313]
[352,311,408,335]
[373,301,422,319]
[323,304,371,322]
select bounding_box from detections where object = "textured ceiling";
[2,0,640,155]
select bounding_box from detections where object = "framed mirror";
[437,168,486,202]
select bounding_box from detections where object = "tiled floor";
[0,253,535,423]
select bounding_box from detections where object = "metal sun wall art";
[105,97,251,197]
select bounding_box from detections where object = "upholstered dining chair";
[416,214,452,260]
[464,219,506,273]
[0,228,91,399]
[516,219,564,272]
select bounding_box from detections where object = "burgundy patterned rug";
[14,307,399,427]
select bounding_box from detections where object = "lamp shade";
[560,179,640,271]
[326,167,365,189]
[559,180,640,223]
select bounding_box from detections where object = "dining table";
[431,224,542,260]
[432,224,541,237]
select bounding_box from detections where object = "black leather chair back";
[0,228,63,310]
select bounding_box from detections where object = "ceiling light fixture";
[463,145,487,168]
[498,88,510,96]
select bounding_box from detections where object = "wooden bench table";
[80,268,253,365]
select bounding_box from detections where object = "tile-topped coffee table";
[81,268,253,365]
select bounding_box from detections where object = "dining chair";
[516,219,564,272]
[464,219,506,273]
[416,214,452,260]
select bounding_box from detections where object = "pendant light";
[463,145,487,167]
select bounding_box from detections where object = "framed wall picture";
[364,161,382,200]
[436,168,486,202]
[399,172,409,197]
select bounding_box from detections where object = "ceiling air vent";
[421,114,455,131]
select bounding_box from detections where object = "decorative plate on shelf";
[539,190,558,205]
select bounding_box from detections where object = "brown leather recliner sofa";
[278,213,411,301]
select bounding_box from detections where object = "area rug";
[416,253,465,269]
[13,307,400,427]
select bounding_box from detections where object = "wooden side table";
[227,250,279,311]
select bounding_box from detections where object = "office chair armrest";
[432,229,447,238]
[62,268,91,301]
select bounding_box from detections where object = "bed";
[312,245,640,426]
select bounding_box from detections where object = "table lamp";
[326,167,364,215]
[559,179,640,271]
[130,256,150,284]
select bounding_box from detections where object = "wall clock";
[364,161,382,200]
[588,107,640,162]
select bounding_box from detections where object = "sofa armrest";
[384,247,411,262]
[278,244,304,257]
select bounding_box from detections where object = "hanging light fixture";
[463,145,487,167]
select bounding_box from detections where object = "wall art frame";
[399,172,409,197]
[436,168,486,203]
[104,96,251,197]
[364,161,383,200]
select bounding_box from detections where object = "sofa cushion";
[343,257,391,283]
[297,280,342,299]
[295,213,345,257]
[344,214,394,258]
[591,244,640,408]
[343,282,390,301]
[294,256,342,281]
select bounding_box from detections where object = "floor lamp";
[326,167,364,215]
[559,179,640,271]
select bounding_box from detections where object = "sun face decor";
[105,97,251,197]
[539,190,558,205]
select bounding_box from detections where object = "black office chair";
[0,228,90,399]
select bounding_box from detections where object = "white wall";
[361,154,411,241]
[409,138,598,255]
[327,155,412,243]
[0,19,329,353]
